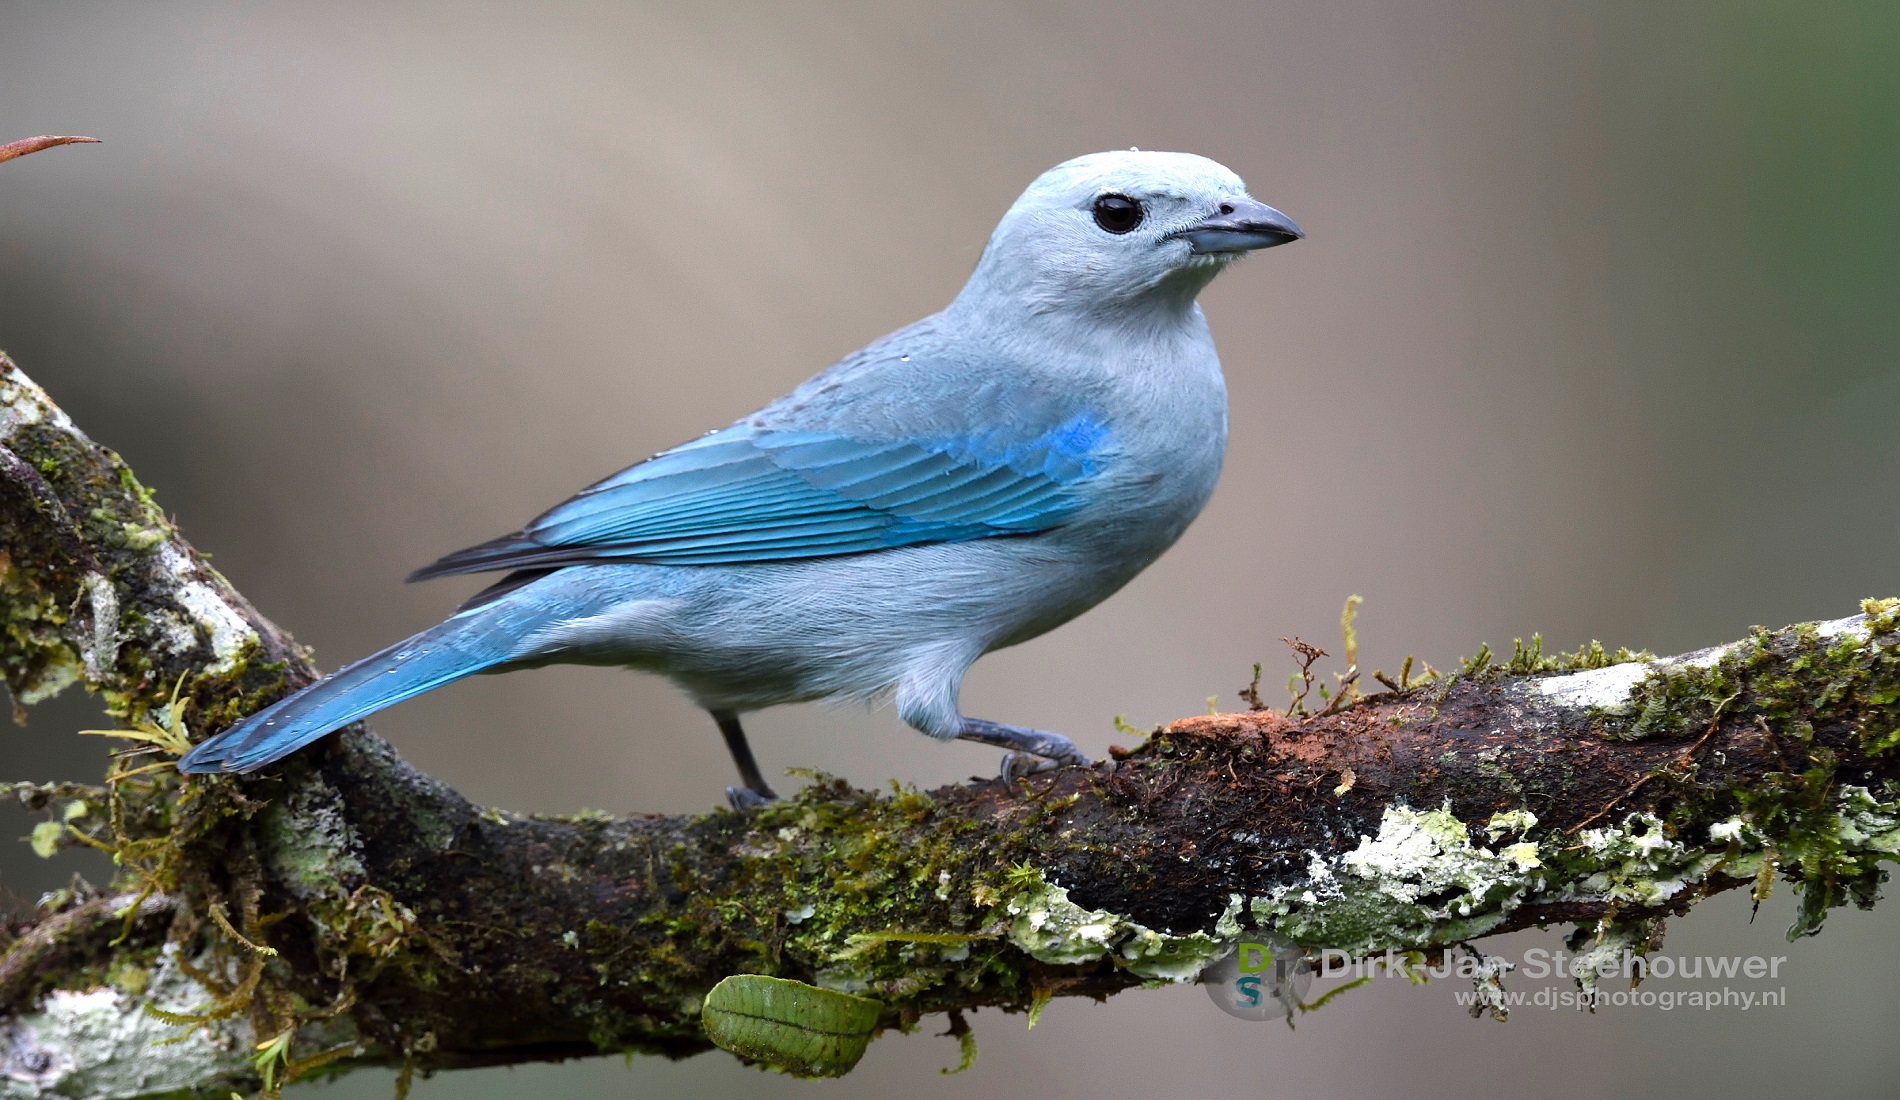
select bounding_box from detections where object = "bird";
[177,150,1303,808]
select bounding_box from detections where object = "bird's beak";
[1172,198,1304,254]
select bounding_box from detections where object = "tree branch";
[2,351,1898,1098]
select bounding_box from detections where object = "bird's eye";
[1091,193,1143,234]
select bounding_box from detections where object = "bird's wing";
[409,352,1110,578]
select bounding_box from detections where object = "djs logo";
[1201,933,1313,1021]
[1233,942,1277,1007]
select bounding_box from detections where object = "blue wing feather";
[408,350,1112,579]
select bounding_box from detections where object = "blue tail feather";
[177,613,514,774]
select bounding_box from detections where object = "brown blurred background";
[3,2,1897,1097]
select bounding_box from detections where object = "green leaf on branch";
[700,974,881,1078]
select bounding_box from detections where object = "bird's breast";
[1096,348,1227,515]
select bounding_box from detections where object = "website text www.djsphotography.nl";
[1337,947,1789,1014]
[1204,937,1791,1020]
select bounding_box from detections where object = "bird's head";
[953,150,1302,326]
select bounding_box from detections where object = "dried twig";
[0,135,100,165]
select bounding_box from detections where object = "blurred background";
[3,1,1897,1096]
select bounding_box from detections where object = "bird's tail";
[177,606,522,774]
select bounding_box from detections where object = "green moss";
[1439,634,1655,688]
[1618,658,1740,741]
[555,777,1023,1041]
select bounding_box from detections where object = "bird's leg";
[956,717,1092,785]
[712,709,778,810]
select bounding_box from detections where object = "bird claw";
[998,752,1036,785]
[726,785,777,812]
[999,751,1075,785]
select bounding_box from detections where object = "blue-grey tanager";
[178,150,1302,806]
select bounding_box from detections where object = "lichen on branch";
[3,350,1899,1099]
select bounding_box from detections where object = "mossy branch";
[3,351,1899,1098]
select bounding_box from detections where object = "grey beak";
[1173,198,1304,254]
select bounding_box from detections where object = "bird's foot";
[725,785,778,812]
[1000,752,1057,785]
[957,718,1090,785]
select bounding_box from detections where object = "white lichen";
[1534,613,1870,716]
[1341,803,1542,895]
[1569,812,1718,907]
[0,946,253,1100]
[1249,803,1548,956]
[75,573,119,683]
[1708,816,1751,845]
[1003,874,1233,982]
[151,544,255,672]
[1213,894,1245,939]
[1533,662,1651,711]
[1813,613,1871,642]
[1250,800,1774,957]
[1499,842,1542,869]
[1675,643,1733,669]
[1485,809,1538,841]
[1004,881,1125,967]
[0,368,78,441]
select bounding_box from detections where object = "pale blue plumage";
[178,150,1302,796]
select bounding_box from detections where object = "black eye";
[1092,193,1143,234]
